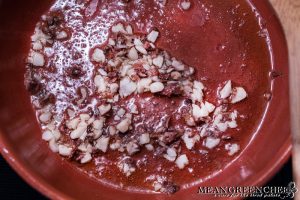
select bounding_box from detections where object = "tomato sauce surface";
[25,0,272,193]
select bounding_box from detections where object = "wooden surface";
[269,0,300,198]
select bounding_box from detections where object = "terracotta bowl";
[0,0,291,199]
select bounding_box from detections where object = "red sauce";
[25,0,272,193]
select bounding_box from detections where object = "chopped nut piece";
[217,122,228,132]
[175,154,189,169]
[70,121,87,139]
[150,82,165,93]
[126,25,133,35]
[231,87,247,103]
[108,38,115,46]
[172,59,184,71]
[145,144,154,151]
[81,153,92,164]
[32,41,43,50]
[112,23,126,33]
[39,112,52,123]
[170,71,182,80]
[135,45,148,55]
[58,145,72,156]
[204,137,220,149]
[92,48,105,62]
[29,52,45,66]
[153,55,164,68]
[118,157,136,176]
[98,104,111,115]
[120,77,137,97]
[163,148,177,161]
[220,80,232,99]
[94,75,107,93]
[56,30,68,39]
[66,118,80,129]
[137,78,152,93]
[139,133,150,145]
[96,137,110,152]
[192,104,209,119]
[110,140,121,150]
[225,143,240,156]
[191,81,204,103]
[204,101,215,113]
[116,118,131,133]
[126,141,140,155]
[147,30,159,43]
[49,139,58,153]
[93,118,104,130]
[42,130,53,141]
[180,1,191,10]
[228,120,237,128]
[182,132,200,150]
[128,47,139,60]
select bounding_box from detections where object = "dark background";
[0,156,293,200]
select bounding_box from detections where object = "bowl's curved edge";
[0,137,68,200]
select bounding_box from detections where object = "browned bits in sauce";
[39,93,56,107]
[69,66,85,79]
[26,79,43,95]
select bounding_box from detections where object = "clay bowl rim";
[0,0,291,199]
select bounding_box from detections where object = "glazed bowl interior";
[0,0,291,200]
